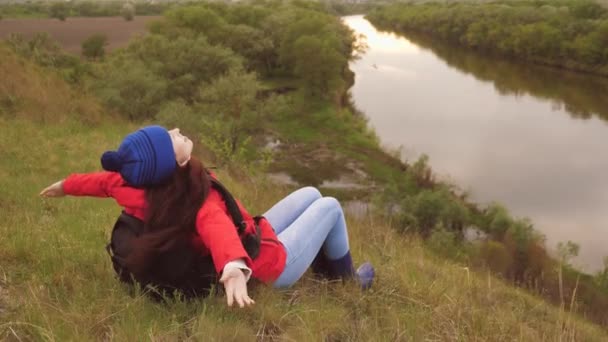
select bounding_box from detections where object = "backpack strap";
[209,178,261,259]
[210,179,247,235]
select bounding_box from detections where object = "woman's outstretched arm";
[40,172,119,198]
[39,172,146,218]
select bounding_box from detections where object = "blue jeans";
[263,187,351,288]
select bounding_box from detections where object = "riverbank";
[343,14,608,270]
[367,1,608,78]
[343,15,608,327]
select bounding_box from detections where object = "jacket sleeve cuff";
[223,259,252,282]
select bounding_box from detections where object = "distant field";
[0,16,161,54]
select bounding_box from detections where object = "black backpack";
[105,179,261,301]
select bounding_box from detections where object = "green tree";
[121,3,135,21]
[221,24,274,73]
[557,240,580,267]
[197,69,265,160]
[484,204,512,239]
[125,35,242,102]
[595,256,608,290]
[194,67,287,168]
[291,35,345,97]
[94,60,167,120]
[402,188,469,238]
[279,14,332,69]
[571,1,604,19]
[556,240,580,305]
[166,5,227,42]
[81,34,107,60]
[49,2,69,21]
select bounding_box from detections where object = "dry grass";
[0,44,106,124]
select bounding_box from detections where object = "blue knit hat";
[100,125,176,187]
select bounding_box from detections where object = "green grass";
[1,117,608,341]
[1,38,607,341]
[267,94,405,190]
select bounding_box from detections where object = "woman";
[40,125,374,307]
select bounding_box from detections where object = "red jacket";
[62,171,286,283]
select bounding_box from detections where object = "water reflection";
[401,31,608,122]
[343,15,608,272]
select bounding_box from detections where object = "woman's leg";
[273,197,351,288]
[263,186,322,235]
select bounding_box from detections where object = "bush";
[49,2,69,21]
[197,69,268,167]
[401,188,470,237]
[122,3,135,21]
[478,240,513,276]
[427,226,460,259]
[124,35,242,102]
[7,33,62,67]
[93,59,167,120]
[483,204,512,239]
[81,34,108,60]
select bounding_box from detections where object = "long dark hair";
[124,157,210,276]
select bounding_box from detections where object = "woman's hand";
[39,180,65,197]
[220,267,255,308]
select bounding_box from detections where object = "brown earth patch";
[0,16,161,54]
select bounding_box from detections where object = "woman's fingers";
[222,269,255,308]
[39,181,64,197]
[236,283,255,307]
[39,186,52,196]
[224,281,234,307]
[244,295,255,306]
[235,292,245,308]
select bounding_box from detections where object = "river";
[343,15,608,272]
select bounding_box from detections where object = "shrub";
[49,2,69,21]
[124,35,242,102]
[595,257,608,290]
[81,34,108,60]
[478,240,513,276]
[6,33,62,67]
[7,33,90,84]
[410,154,435,188]
[122,3,135,21]
[483,204,512,239]
[427,226,460,259]
[93,59,167,120]
[401,188,470,237]
[197,69,267,166]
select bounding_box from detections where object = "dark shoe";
[311,250,332,278]
[327,251,355,279]
[355,262,375,290]
[318,252,375,290]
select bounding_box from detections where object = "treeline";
[0,0,170,20]
[321,0,387,16]
[367,0,608,76]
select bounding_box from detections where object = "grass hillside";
[1,43,607,341]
